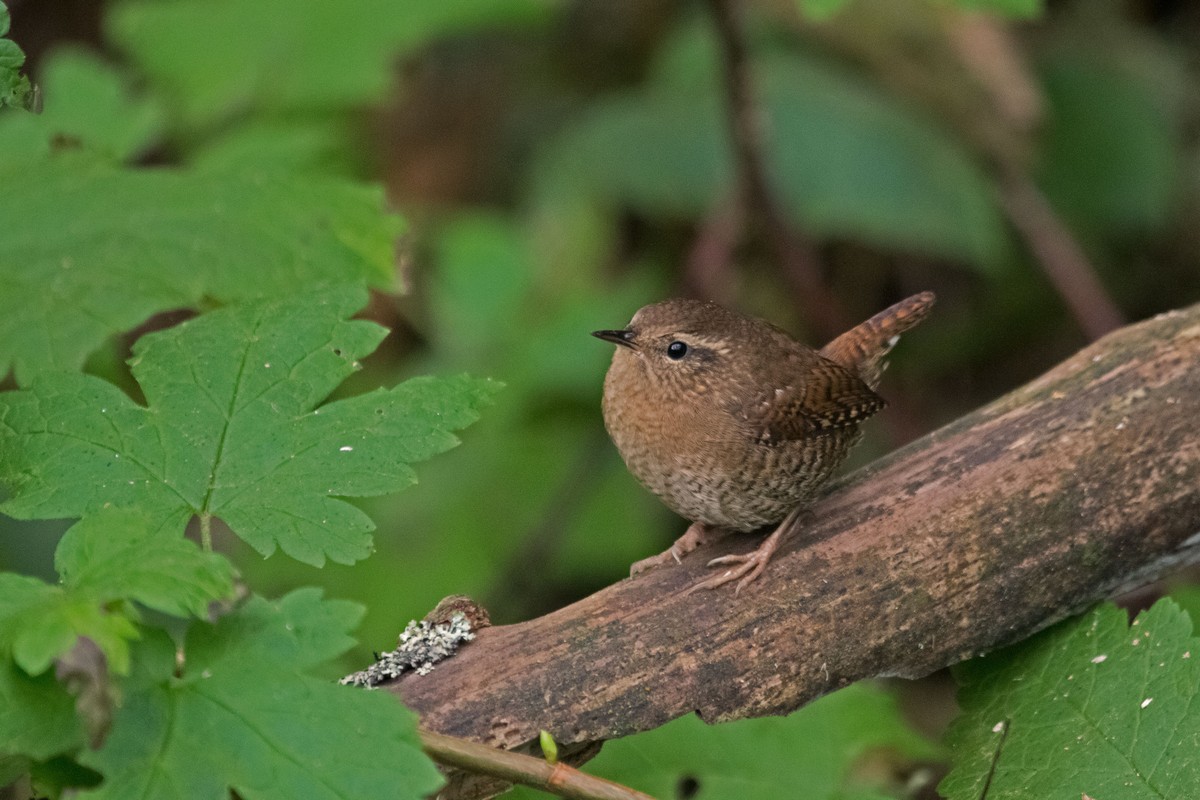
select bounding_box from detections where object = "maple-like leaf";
[0,286,498,565]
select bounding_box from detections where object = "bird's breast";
[601,352,859,530]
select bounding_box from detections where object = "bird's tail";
[819,292,936,390]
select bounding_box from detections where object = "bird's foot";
[630,523,716,576]
[684,509,800,595]
[683,546,775,596]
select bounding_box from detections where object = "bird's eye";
[666,341,688,360]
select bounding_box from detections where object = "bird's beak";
[592,328,637,349]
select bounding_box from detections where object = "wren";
[593,292,935,592]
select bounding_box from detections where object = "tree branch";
[394,304,1200,798]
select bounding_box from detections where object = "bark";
[395,304,1200,796]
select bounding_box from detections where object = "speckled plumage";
[595,293,935,535]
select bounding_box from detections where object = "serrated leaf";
[79,592,443,800]
[55,509,236,619]
[565,683,939,799]
[6,590,138,677]
[0,161,403,385]
[941,600,1200,800]
[0,575,85,675]
[0,286,499,566]
[0,572,138,676]
[0,510,234,676]
[108,0,553,127]
[0,3,36,112]
[186,587,362,672]
[0,48,162,166]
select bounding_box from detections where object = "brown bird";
[593,292,935,593]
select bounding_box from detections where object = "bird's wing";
[732,356,885,445]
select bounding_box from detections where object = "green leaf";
[0,576,138,675]
[79,592,443,800]
[186,587,363,672]
[0,510,234,675]
[108,0,553,127]
[941,600,1200,800]
[0,3,36,112]
[562,683,939,799]
[0,658,84,759]
[55,509,236,619]
[549,23,1007,270]
[0,48,162,166]
[1036,53,1180,237]
[0,161,403,384]
[190,117,356,175]
[759,51,1006,268]
[0,286,499,566]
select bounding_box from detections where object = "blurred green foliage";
[511,682,942,799]
[106,0,553,128]
[0,49,159,161]
[2,0,1199,796]
[545,20,1009,268]
[1037,52,1180,237]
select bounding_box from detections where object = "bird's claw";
[682,551,769,596]
[682,515,795,595]
[629,550,672,576]
[630,524,713,576]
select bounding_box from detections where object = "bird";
[593,292,935,593]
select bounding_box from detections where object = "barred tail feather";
[819,292,936,390]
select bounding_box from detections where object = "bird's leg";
[630,522,723,576]
[685,507,804,595]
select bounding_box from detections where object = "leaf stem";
[419,729,653,800]
[200,514,212,552]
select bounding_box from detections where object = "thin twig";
[997,171,1125,340]
[683,191,742,303]
[420,729,654,800]
[706,0,851,340]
